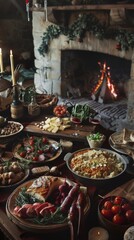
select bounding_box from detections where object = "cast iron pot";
[64,148,127,187]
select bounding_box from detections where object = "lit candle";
[88,227,109,240]
[0,48,4,73]
[10,50,16,86]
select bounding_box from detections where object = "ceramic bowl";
[98,196,134,238]
[86,134,106,148]
[65,148,127,187]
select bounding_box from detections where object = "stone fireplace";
[32,11,134,97]
[32,7,134,129]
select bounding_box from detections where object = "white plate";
[0,121,23,138]
[109,137,127,155]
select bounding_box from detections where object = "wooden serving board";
[6,177,90,233]
[105,179,134,202]
[24,120,96,142]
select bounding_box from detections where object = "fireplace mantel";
[31,4,134,11]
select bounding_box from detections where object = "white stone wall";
[32,11,134,96]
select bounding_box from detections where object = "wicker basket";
[36,94,58,113]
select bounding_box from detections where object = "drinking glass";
[70,115,82,136]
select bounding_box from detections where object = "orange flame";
[92,61,117,99]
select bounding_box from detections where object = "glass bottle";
[10,85,24,120]
[28,94,40,117]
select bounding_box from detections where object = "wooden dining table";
[0,114,133,240]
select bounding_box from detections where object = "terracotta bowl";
[98,196,134,238]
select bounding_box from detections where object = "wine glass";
[70,115,82,136]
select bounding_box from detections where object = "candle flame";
[10,50,13,55]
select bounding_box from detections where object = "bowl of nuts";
[0,121,24,144]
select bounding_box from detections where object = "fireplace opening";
[61,50,131,101]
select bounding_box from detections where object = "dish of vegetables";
[12,135,62,164]
[6,176,90,233]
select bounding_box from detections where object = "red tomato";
[121,203,131,213]
[37,149,43,154]
[19,151,26,158]
[125,210,134,223]
[103,200,113,210]
[101,208,113,220]
[113,196,123,205]
[32,156,39,161]
[29,139,34,146]
[42,137,48,144]
[111,205,122,214]
[112,213,126,225]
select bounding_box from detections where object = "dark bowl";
[64,148,127,187]
[98,196,134,238]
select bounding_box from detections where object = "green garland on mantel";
[38,13,134,56]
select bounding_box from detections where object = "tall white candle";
[0,48,4,73]
[10,50,16,86]
[44,0,48,22]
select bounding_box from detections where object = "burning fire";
[92,61,117,99]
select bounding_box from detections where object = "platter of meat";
[6,176,90,234]
[0,161,29,189]
[12,135,62,164]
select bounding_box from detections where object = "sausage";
[60,184,80,213]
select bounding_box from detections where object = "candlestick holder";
[10,85,24,120]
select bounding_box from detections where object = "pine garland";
[38,13,134,56]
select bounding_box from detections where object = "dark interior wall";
[0,0,34,67]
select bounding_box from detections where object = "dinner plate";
[0,168,30,189]
[12,136,62,164]
[6,177,90,233]
[109,132,134,155]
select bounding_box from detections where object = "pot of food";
[64,148,127,187]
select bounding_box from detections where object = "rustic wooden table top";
[0,115,133,240]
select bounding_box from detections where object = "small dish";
[87,132,105,148]
[60,139,73,152]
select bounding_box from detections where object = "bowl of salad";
[86,132,106,148]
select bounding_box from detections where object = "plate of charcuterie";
[6,176,90,233]
[12,135,62,164]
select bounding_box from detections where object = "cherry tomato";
[111,205,122,214]
[29,139,34,146]
[121,203,131,213]
[37,149,43,154]
[101,208,113,220]
[32,156,39,161]
[42,137,48,144]
[125,210,134,223]
[103,200,113,210]
[19,151,26,158]
[113,196,123,205]
[112,213,126,225]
